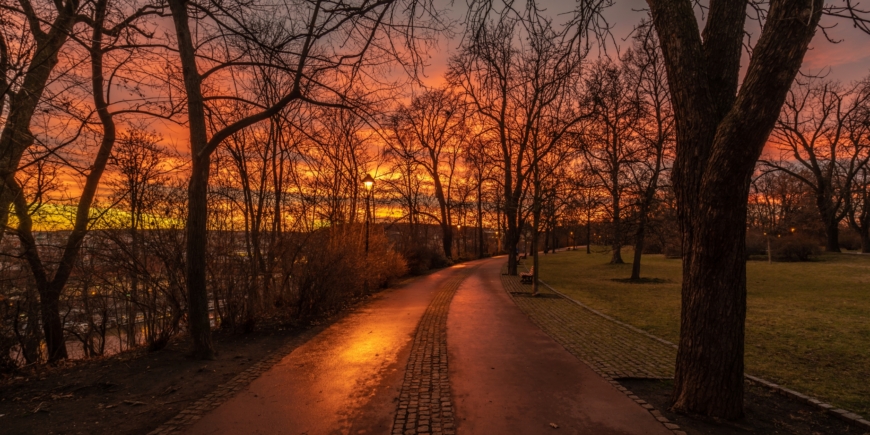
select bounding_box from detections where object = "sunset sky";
[45,1,870,223]
[420,1,870,86]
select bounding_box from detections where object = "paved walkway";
[449,259,671,435]
[178,257,671,435]
[501,264,676,380]
[184,264,468,435]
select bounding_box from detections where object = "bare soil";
[0,320,337,435]
[622,379,870,435]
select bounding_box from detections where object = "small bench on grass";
[520,267,535,284]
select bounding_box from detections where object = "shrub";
[770,235,821,262]
[402,244,450,275]
[287,224,406,321]
[745,231,769,258]
[839,230,862,251]
[641,239,664,255]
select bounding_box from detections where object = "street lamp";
[362,174,375,253]
[457,225,462,258]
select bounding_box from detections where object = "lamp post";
[457,225,462,258]
[362,174,374,254]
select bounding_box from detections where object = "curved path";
[184,257,670,435]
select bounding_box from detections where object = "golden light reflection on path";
[184,263,477,435]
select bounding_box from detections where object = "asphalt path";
[185,257,670,435]
[448,258,671,435]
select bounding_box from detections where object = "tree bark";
[824,220,841,253]
[504,191,521,275]
[8,0,121,362]
[648,0,823,419]
[586,218,591,254]
[477,178,484,258]
[0,3,78,237]
[818,190,842,252]
[610,190,624,264]
[169,0,216,359]
[441,221,453,260]
[861,230,870,254]
[630,209,648,280]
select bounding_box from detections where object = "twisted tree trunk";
[648,0,823,419]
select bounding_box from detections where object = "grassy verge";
[537,247,870,417]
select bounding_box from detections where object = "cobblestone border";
[536,278,870,432]
[529,279,688,434]
[501,269,687,435]
[391,269,471,435]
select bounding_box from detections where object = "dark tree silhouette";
[646,0,869,419]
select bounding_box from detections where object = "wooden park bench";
[520,266,534,284]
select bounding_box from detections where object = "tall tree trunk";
[441,222,453,260]
[532,151,540,295]
[505,199,520,275]
[586,218,591,254]
[860,230,870,254]
[0,5,77,237]
[186,154,215,358]
[169,0,215,359]
[7,1,120,362]
[611,191,624,264]
[630,212,647,280]
[648,0,823,420]
[824,219,841,253]
[477,180,485,258]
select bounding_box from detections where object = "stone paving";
[501,266,676,380]
[391,268,472,435]
[500,265,688,434]
[501,261,870,434]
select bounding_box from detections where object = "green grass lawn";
[537,247,870,417]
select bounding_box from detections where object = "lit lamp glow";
[362,174,375,256]
[363,174,375,191]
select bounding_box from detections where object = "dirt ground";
[622,379,870,435]
[0,319,339,435]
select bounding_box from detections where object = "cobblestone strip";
[503,262,870,434]
[500,266,688,434]
[146,333,315,435]
[501,269,675,379]
[537,277,870,432]
[391,269,471,435]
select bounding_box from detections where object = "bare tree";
[645,0,869,419]
[848,166,870,252]
[623,22,674,280]
[165,0,444,358]
[0,0,160,239]
[10,0,162,362]
[384,87,466,259]
[108,128,179,348]
[580,59,642,265]
[764,76,870,252]
[450,2,604,275]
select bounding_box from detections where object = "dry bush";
[745,231,769,258]
[402,244,450,275]
[838,230,863,251]
[771,234,821,262]
[288,224,406,321]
